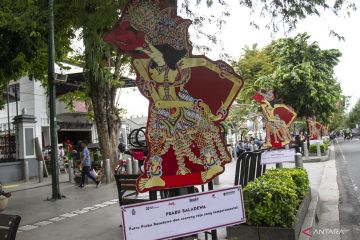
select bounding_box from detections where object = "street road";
[335,138,360,240]
[3,182,124,240]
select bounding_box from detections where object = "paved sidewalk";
[1,154,330,240]
[2,181,122,240]
[317,158,340,240]
[2,173,70,192]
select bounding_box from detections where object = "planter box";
[309,152,326,156]
[227,191,311,240]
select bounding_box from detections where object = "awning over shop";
[56,72,136,97]
[57,121,92,131]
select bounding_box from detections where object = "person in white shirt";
[59,146,65,158]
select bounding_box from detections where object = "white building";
[0,64,149,183]
[0,64,96,183]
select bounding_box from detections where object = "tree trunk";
[82,25,122,169]
[90,79,120,166]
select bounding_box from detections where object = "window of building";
[3,84,20,103]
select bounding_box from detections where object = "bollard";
[132,158,139,174]
[68,160,74,183]
[126,158,133,174]
[316,142,321,157]
[303,142,309,160]
[38,160,44,183]
[104,159,111,184]
[24,159,29,182]
[276,163,283,168]
[214,176,220,185]
[295,153,303,168]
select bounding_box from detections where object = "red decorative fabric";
[132,151,144,161]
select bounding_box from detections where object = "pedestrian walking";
[299,131,306,155]
[79,141,101,188]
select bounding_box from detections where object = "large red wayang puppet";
[104,0,244,192]
[307,117,323,140]
[253,90,297,149]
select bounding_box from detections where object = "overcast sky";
[115,1,360,117]
[186,1,360,111]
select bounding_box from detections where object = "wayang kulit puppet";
[103,0,244,192]
[252,90,297,149]
[307,117,323,140]
[321,125,329,137]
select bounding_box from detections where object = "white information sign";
[121,186,246,240]
[310,139,323,145]
[261,148,296,164]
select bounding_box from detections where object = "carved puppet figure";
[252,90,297,149]
[307,117,322,140]
[321,126,329,137]
[103,0,243,192]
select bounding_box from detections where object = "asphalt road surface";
[335,138,360,240]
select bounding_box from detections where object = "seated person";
[0,182,11,198]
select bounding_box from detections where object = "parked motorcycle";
[330,133,336,140]
[344,133,353,140]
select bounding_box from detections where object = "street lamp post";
[48,0,61,200]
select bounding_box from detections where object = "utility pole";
[48,0,61,200]
[6,86,10,159]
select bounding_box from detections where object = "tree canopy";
[0,0,355,159]
[345,99,360,128]
[1,0,356,88]
[233,33,343,125]
[0,0,73,85]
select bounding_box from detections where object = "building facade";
[0,75,96,183]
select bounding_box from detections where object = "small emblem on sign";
[132,209,136,216]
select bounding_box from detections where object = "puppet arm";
[155,100,223,121]
[133,59,161,102]
[202,59,243,110]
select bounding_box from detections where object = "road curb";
[303,147,333,163]
[9,179,70,193]
[298,189,320,240]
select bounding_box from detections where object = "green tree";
[1,0,128,163]
[232,44,276,105]
[234,33,343,126]
[0,0,72,99]
[58,0,128,163]
[264,33,342,124]
[345,99,360,128]
[1,0,355,163]
[328,95,348,130]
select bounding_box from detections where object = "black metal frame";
[234,151,266,187]
[0,214,21,240]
